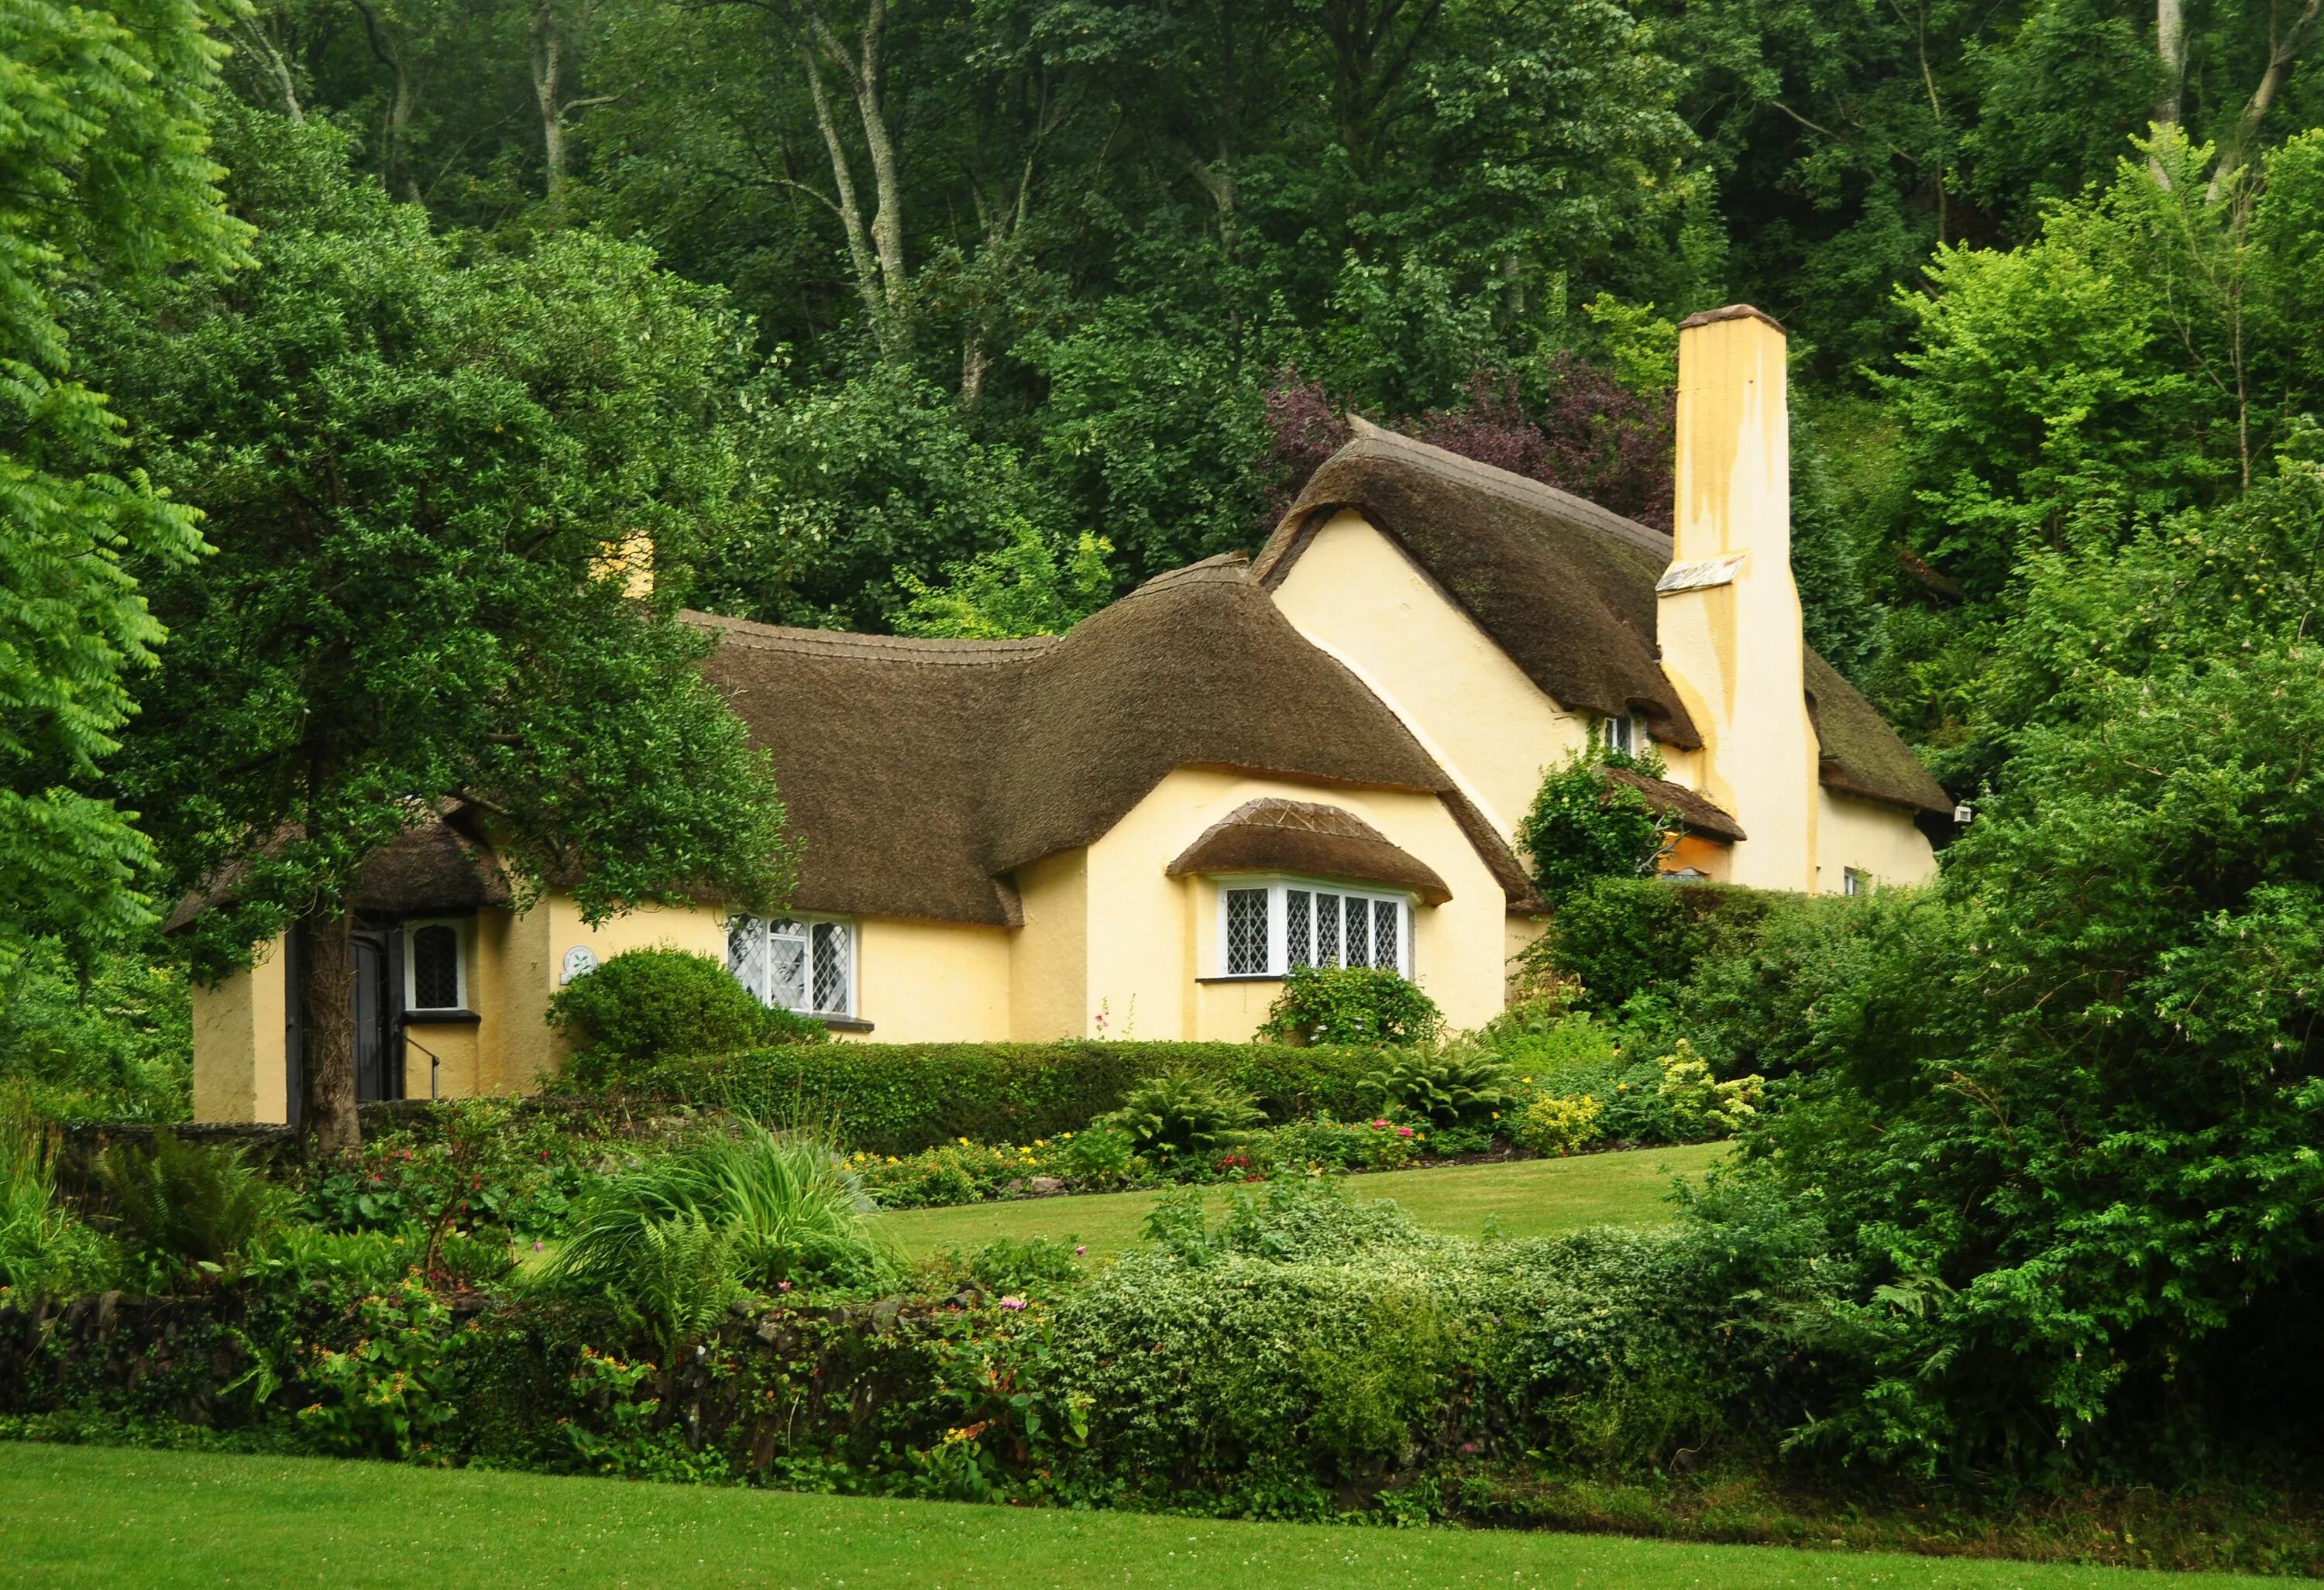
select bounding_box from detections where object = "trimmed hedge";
[625,1042,1399,1156]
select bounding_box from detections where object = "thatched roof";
[1607,768,1747,843]
[1256,420,1950,816]
[693,555,1535,927]
[164,815,511,933]
[1166,798,1454,904]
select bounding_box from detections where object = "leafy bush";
[1516,745,1673,902]
[1097,1075,1263,1162]
[1363,1045,1515,1126]
[1526,876,1778,1015]
[627,1040,1394,1156]
[1517,1093,1604,1155]
[1259,966,1444,1046]
[548,947,823,1086]
[543,1123,894,1344]
[0,1090,105,1296]
[1653,1042,1762,1137]
[0,940,190,1122]
[95,1130,277,1282]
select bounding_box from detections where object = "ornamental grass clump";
[543,1121,896,1344]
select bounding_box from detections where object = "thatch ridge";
[689,557,1530,927]
[1258,422,1946,814]
[1258,423,1703,748]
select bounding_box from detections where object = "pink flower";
[1074,1245,1086,1256]
[1397,1126,1414,1138]
[999,1296,1026,1310]
[777,1281,792,1293]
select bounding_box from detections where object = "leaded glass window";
[1225,888,1270,976]
[1219,881,1414,979]
[728,915,851,1016]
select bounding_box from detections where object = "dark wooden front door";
[351,925,402,1104]
[290,922,404,1118]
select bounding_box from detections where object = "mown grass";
[872,1140,1728,1256]
[0,1441,2283,1588]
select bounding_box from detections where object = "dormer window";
[1600,711,1645,756]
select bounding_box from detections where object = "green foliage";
[1652,1042,1762,1137]
[81,109,795,1145]
[0,1089,106,1296]
[95,1131,277,1281]
[894,520,1117,639]
[0,0,247,970]
[1364,1046,1517,1127]
[543,1123,894,1346]
[1517,747,1676,902]
[547,947,821,1085]
[1258,966,1445,1046]
[296,1276,471,1461]
[627,1041,1395,1156]
[1096,1075,1263,1162]
[1527,877,1778,1015]
[0,936,189,1121]
[1516,1093,1605,1156]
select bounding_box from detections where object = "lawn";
[0,1441,2278,1589]
[873,1140,1727,1255]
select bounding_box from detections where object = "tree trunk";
[2154,0,2186,127]
[350,0,423,203]
[300,904,362,1160]
[531,0,569,205]
[236,13,304,123]
[2209,0,2322,200]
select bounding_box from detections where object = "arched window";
[407,923,463,1010]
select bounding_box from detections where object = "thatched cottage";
[189,305,1948,1122]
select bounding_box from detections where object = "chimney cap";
[1677,303,1786,334]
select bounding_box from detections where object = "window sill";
[403,1008,482,1025]
[1195,974,1285,984]
[814,1014,875,1032]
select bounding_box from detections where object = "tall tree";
[0,0,247,975]
[82,112,795,1154]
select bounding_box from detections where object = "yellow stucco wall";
[1817,788,1937,891]
[1270,510,1593,843]
[191,936,289,1124]
[1073,766,1515,1040]
[858,917,1012,1042]
[490,897,729,1093]
[1011,850,1088,1042]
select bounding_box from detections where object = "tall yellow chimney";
[1656,305,1817,891]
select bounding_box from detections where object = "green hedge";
[1543,878,1778,1011]
[626,1041,1400,1156]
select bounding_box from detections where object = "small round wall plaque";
[561,945,599,984]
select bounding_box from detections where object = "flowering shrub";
[296,1275,472,1461]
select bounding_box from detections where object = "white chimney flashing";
[1655,552,1748,595]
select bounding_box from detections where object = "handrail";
[401,1029,447,1101]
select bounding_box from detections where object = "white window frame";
[1842,867,1872,898]
[402,919,468,1011]
[1211,876,1415,980]
[727,914,858,1018]
[1600,711,1645,756]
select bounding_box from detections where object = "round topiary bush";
[548,946,822,1087]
